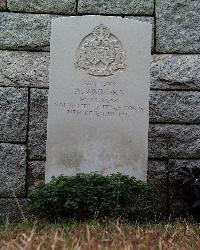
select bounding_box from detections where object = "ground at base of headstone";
[0,220,199,249]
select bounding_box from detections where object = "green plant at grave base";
[25,173,158,222]
[176,167,200,219]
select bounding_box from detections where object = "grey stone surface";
[0,143,26,198]
[28,89,48,160]
[0,198,27,221]
[169,159,200,173]
[168,159,200,216]
[0,87,28,142]
[0,13,50,51]
[148,160,167,214]
[28,161,45,192]
[2,53,199,90]
[150,91,200,124]
[0,50,49,88]
[149,124,200,158]
[156,0,200,53]
[78,0,154,15]
[151,55,200,90]
[0,0,6,10]
[125,16,154,51]
[46,16,152,181]
[7,0,76,14]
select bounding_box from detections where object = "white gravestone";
[46,16,152,182]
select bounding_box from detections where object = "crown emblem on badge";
[75,24,127,77]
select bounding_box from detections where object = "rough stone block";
[0,198,27,222]
[148,160,167,215]
[78,0,154,15]
[0,144,26,198]
[168,159,200,216]
[150,91,200,123]
[7,0,76,14]
[28,89,48,160]
[28,161,45,192]
[2,53,199,90]
[156,0,200,53]
[0,87,28,142]
[149,124,200,158]
[0,13,50,51]
[125,16,154,51]
[0,0,6,10]
[0,51,49,88]
[151,55,200,90]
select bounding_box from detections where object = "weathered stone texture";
[0,13,50,51]
[29,90,200,159]
[150,91,200,123]
[125,16,154,51]
[0,198,27,221]
[1,53,199,90]
[168,160,200,216]
[149,124,200,158]
[78,0,154,15]
[148,160,167,214]
[0,144,26,197]
[28,161,45,192]
[0,4,199,217]
[0,51,49,88]
[151,55,200,90]
[0,0,6,10]
[0,87,28,142]
[156,0,200,53]
[28,89,48,160]
[7,0,76,14]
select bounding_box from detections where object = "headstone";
[46,16,152,182]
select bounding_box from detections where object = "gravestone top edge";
[51,15,152,30]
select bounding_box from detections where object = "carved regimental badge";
[75,24,127,77]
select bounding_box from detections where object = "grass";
[0,220,200,249]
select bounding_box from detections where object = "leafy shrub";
[176,166,200,219]
[25,173,158,221]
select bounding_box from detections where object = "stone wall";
[0,0,200,219]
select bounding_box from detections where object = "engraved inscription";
[54,81,145,119]
[75,24,127,76]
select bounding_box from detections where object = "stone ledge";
[0,87,28,142]
[7,0,76,15]
[78,0,154,15]
[28,88,48,160]
[156,0,200,53]
[0,143,27,198]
